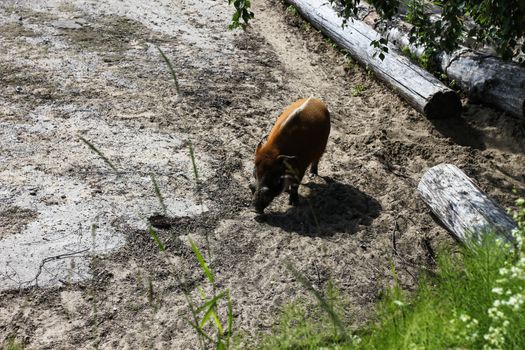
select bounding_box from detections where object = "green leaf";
[232,11,240,23]
[199,303,217,328]
[189,238,214,283]
[196,291,227,313]
[188,141,199,184]
[148,226,165,251]
[211,309,224,334]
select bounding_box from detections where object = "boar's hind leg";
[309,159,320,178]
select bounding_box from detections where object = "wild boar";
[250,97,330,213]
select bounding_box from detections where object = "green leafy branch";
[228,0,254,30]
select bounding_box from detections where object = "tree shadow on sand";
[257,178,381,236]
[431,116,486,150]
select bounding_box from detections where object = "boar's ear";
[256,134,268,152]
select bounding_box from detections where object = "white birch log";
[356,6,525,118]
[285,0,462,119]
[417,163,516,244]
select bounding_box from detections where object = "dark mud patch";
[0,207,38,239]
[61,16,155,52]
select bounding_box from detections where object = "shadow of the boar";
[258,177,381,236]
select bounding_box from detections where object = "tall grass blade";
[148,226,165,252]
[286,262,347,341]
[188,141,200,184]
[211,311,224,335]
[190,238,214,283]
[79,136,117,171]
[157,46,180,94]
[227,290,233,340]
[150,173,167,215]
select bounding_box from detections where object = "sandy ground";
[1,0,524,348]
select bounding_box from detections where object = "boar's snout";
[253,186,273,214]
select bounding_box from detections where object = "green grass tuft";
[359,233,515,349]
[351,84,366,97]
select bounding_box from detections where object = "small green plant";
[286,263,347,341]
[324,37,338,49]
[3,337,25,350]
[186,239,234,349]
[286,5,298,16]
[302,22,311,32]
[148,226,165,252]
[344,55,355,71]
[401,46,411,57]
[449,79,459,90]
[351,84,366,97]
[401,46,425,64]
[417,52,432,70]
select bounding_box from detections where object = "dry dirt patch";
[1,0,524,348]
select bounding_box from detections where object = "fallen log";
[417,163,516,244]
[285,0,461,119]
[440,50,525,119]
[357,6,525,119]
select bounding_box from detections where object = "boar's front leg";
[288,183,299,206]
